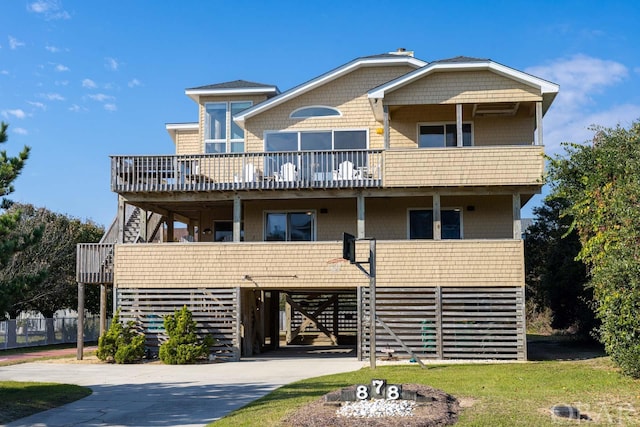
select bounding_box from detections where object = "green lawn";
[0,381,92,424]
[210,357,640,426]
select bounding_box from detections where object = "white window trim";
[263,210,317,241]
[263,128,369,151]
[407,207,464,239]
[290,105,342,119]
[204,100,252,153]
[416,122,474,147]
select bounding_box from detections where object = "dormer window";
[205,101,252,153]
[290,106,341,119]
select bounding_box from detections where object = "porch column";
[77,282,85,360]
[433,193,441,240]
[117,196,125,244]
[166,212,174,242]
[535,101,543,146]
[383,105,390,150]
[357,192,365,239]
[456,104,463,147]
[233,195,242,242]
[513,193,522,239]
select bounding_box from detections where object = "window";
[214,221,243,242]
[264,129,368,178]
[290,106,341,119]
[408,208,462,239]
[205,101,252,153]
[418,123,472,148]
[264,129,367,152]
[265,212,315,241]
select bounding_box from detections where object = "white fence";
[0,316,101,350]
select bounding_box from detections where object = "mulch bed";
[281,384,459,427]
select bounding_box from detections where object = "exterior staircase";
[76,207,164,284]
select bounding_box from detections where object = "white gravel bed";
[337,399,417,418]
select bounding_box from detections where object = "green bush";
[159,306,214,364]
[97,309,145,364]
[114,334,146,364]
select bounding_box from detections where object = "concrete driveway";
[0,348,364,427]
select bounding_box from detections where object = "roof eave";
[165,122,198,144]
[368,61,560,103]
[185,87,280,103]
[234,56,427,123]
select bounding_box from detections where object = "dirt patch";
[281,384,459,427]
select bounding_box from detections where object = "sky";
[2,0,640,227]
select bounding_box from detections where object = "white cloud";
[27,1,71,20]
[82,78,97,88]
[105,57,119,71]
[87,93,115,102]
[54,63,69,72]
[45,44,60,53]
[41,93,65,101]
[104,103,117,112]
[27,101,46,110]
[1,109,27,119]
[13,128,28,135]
[128,78,141,88]
[8,36,26,50]
[526,55,636,154]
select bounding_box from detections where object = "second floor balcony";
[111,145,544,193]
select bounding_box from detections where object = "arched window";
[290,106,341,119]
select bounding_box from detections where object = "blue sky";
[2,0,640,227]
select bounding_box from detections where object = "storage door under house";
[359,286,526,361]
[116,288,240,361]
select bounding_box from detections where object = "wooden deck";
[111,150,383,192]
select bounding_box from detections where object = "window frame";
[263,128,369,152]
[416,122,474,148]
[290,105,342,119]
[204,100,253,153]
[263,210,317,242]
[407,207,464,240]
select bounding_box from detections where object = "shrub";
[97,309,145,364]
[159,306,214,364]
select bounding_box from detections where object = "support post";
[513,193,522,239]
[369,239,376,369]
[166,212,174,242]
[77,282,85,360]
[356,192,365,239]
[139,209,147,242]
[456,104,463,147]
[117,196,125,244]
[99,284,107,337]
[234,287,242,361]
[433,194,441,240]
[233,195,241,242]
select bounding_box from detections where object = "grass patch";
[0,381,91,424]
[210,358,640,426]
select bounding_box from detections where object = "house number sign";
[355,379,402,400]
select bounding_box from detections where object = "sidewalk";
[0,346,97,364]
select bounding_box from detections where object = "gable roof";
[367,57,559,118]
[185,80,280,102]
[233,54,427,126]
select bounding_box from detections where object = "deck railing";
[76,243,115,284]
[111,150,383,192]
